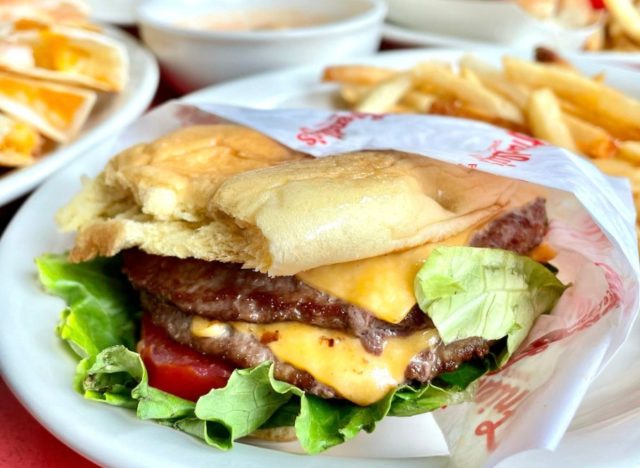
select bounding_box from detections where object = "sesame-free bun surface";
[213,151,518,274]
[59,124,523,275]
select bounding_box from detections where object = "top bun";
[59,124,528,275]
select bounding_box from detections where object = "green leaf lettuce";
[37,248,558,453]
[415,246,567,363]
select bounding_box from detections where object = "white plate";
[382,22,640,66]
[88,0,140,25]
[383,22,507,49]
[2,49,640,468]
[0,26,159,207]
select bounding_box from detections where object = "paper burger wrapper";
[102,102,639,467]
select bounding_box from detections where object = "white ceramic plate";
[0,26,159,207]
[382,22,640,66]
[87,0,141,25]
[2,49,640,468]
[383,22,508,49]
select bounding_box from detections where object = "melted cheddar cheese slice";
[26,29,122,91]
[0,71,94,141]
[32,32,88,72]
[0,114,40,166]
[192,317,439,406]
[0,74,86,129]
[296,228,473,324]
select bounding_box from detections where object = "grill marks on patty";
[124,198,548,400]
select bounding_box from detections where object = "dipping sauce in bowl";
[177,9,330,32]
[138,0,386,92]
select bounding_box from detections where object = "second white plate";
[381,22,640,66]
[0,26,159,207]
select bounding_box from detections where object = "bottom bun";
[248,426,297,442]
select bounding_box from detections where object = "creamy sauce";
[177,9,330,32]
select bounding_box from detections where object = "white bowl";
[138,0,386,92]
[385,0,599,50]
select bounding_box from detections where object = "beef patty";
[124,198,547,400]
[124,198,547,353]
[148,299,490,400]
[125,250,431,355]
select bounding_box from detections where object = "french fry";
[412,62,456,98]
[604,0,640,43]
[564,113,618,158]
[339,84,371,105]
[594,158,640,192]
[613,36,640,50]
[606,17,640,49]
[400,90,437,113]
[584,27,605,51]
[322,65,396,85]
[617,141,640,165]
[414,62,524,124]
[459,55,530,110]
[504,56,640,138]
[527,88,578,152]
[460,67,482,86]
[429,98,491,121]
[560,98,640,140]
[429,98,529,133]
[388,104,414,113]
[354,73,413,113]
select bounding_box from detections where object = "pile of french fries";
[323,52,640,238]
[585,0,640,51]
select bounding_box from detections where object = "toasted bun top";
[59,124,531,275]
[58,124,305,229]
[214,151,517,274]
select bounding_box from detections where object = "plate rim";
[381,22,640,64]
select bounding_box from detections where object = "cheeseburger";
[43,124,566,452]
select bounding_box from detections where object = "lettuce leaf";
[194,363,297,449]
[83,346,481,453]
[36,254,138,391]
[84,345,195,418]
[415,246,567,363]
[36,253,501,453]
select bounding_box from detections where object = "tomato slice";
[138,314,235,401]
